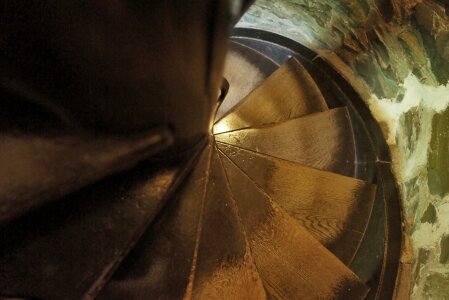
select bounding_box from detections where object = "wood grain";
[97,143,213,300]
[219,152,369,299]
[214,57,328,134]
[215,41,278,121]
[218,143,376,265]
[215,107,355,177]
[189,147,267,300]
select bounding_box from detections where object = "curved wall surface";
[237,1,449,298]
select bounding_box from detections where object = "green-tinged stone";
[414,2,449,85]
[440,235,449,264]
[414,248,430,283]
[428,109,449,197]
[417,27,449,85]
[420,203,437,224]
[401,106,423,154]
[423,273,449,299]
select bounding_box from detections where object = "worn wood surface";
[214,58,328,134]
[0,154,195,300]
[215,107,355,176]
[97,143,213,300]
[219,152,369,299]
[188,147,267,299]
[0,129,172,224]
[218,142,376,265]
[215,41,278,121]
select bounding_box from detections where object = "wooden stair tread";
[215,107,355,177]
[219,151,369,299]
[215,41,278,121]
[0,154,192,300]
[0,128,171,224]
[188,147,267,299]
[97,143,213,300]
[217,142,376,265]
[214,57,328,134]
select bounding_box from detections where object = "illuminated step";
[214,57,328,134]
[218,143,376,264]
[216,107,355,176]
[219,152,369,299]
[187,147,267,299]
[215,41,278,121]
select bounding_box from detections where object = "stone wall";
[238,0,449,298]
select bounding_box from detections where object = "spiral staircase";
[0,30,401,299]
